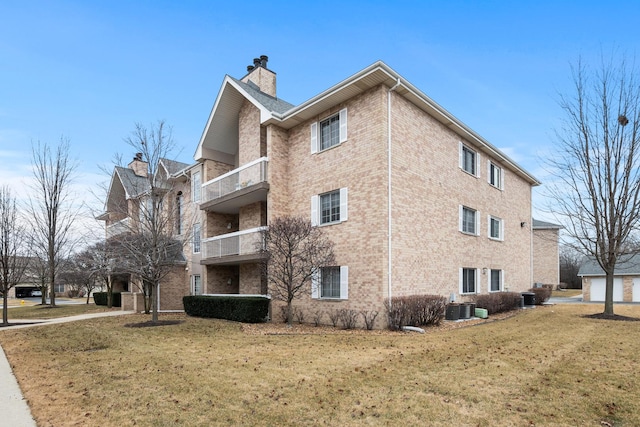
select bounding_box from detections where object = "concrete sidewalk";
[0,310,135,427]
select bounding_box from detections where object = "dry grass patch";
[1,305,640,426]
[0,303,115,322]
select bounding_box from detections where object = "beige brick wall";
[205,265,239,293]
[159,266,189,310]
[239,100,262,165]
[262,84,534,327]
[532,228,559,286]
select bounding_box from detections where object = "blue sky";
[1,0,639,220]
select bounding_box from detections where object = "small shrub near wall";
[473,292,521,315]
[529,287,552,305]
[183,295,269,323]
[93,292,122,307]
[385,295,447,331]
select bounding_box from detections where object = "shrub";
[338,309,359,329]
[93,292,121,307]
[294,308,305,324]
[385,295,447,331]
[473,292,521,315]
[328,310,340,327]
[312,310,324,327]
[183,296,269,323]
[529,287,552,305]
[360,310,379,330]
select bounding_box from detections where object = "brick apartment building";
[100,57,541,327]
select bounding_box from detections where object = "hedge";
[93,292,121,307]
[472,292,521,315]
[385,294,447,331]
[529,287,552,305]
[183,295,270,323]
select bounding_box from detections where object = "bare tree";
[85,240,121,307]
[548,55,640,315]
[28,139,79,307]
[0,186,31,325]
[559,246,583,289]
[261,216,335,326]
[111,121,188,322]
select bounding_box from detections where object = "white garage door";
[633,279,640,302]
[590,278,624,302]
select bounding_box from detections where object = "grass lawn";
[1,303,115,320]
[551,289,583,298]
[1,304,639,426]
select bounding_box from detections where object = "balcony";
[106,217,131,239]
[200,157,269,214]
[201,226,267,265]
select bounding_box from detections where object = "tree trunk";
[152,282,158,323]
[107,275,113,309]
[604,272,615,315]
[2,290,8,325]
[286,300,293,326]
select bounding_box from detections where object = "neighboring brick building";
[532,219,562,288]
[190,57,540,327]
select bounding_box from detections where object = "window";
[311,108,348,153]
[460,268,477,294]
[460,206,478,235]
[460,143,478,176]
[191,275,202,296]
[192,170,201,203]
[311,188,348,226]
[490,269,502,292]
[312,266,349,299]
[193,222,201,253]
[175,192,183,234]
[489,216,503,240]
[54,284,65,293]
[489,161,503,189]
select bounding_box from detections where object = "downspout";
[387,78,401,306]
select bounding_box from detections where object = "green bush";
[92,292,121,307]
[473,292,521,315]
[529,287,552,305]
[385,294,447,330]
[183,295,270,323]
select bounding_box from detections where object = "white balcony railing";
[201,157,268,204]
[202,226,267,260]
[106,217,131,239]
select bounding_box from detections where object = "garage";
[589,278,624,302]
[633,279,640,302]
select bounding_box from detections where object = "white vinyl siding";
[311,108,347,153]
[311,187,348,226]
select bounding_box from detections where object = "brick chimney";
[241,54,276,97]
[128,152,148,177]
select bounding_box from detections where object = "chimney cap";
[247,65,255,72]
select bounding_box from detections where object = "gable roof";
[159,158,191,177]
[578,254,640,277]
[195,60,540,186]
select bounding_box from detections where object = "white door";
[633,278,640,302]
[590,278,623,302]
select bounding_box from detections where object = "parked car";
[31,289,42,297]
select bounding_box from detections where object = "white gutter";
[388,78,401,305]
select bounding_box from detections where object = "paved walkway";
[0,310,134,427]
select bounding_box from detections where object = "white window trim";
[310,108,348,154]
[193,222,201,254]
[459,267,478,295]
[459,142,480,177]
[192,170,202,203]
[459,205,480,236]
[488,215,504,241]
[311,187,348,226]
[312,266,349,300]
[489,269,503,293]
[191,274,202,296]
[487,160,504,190]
